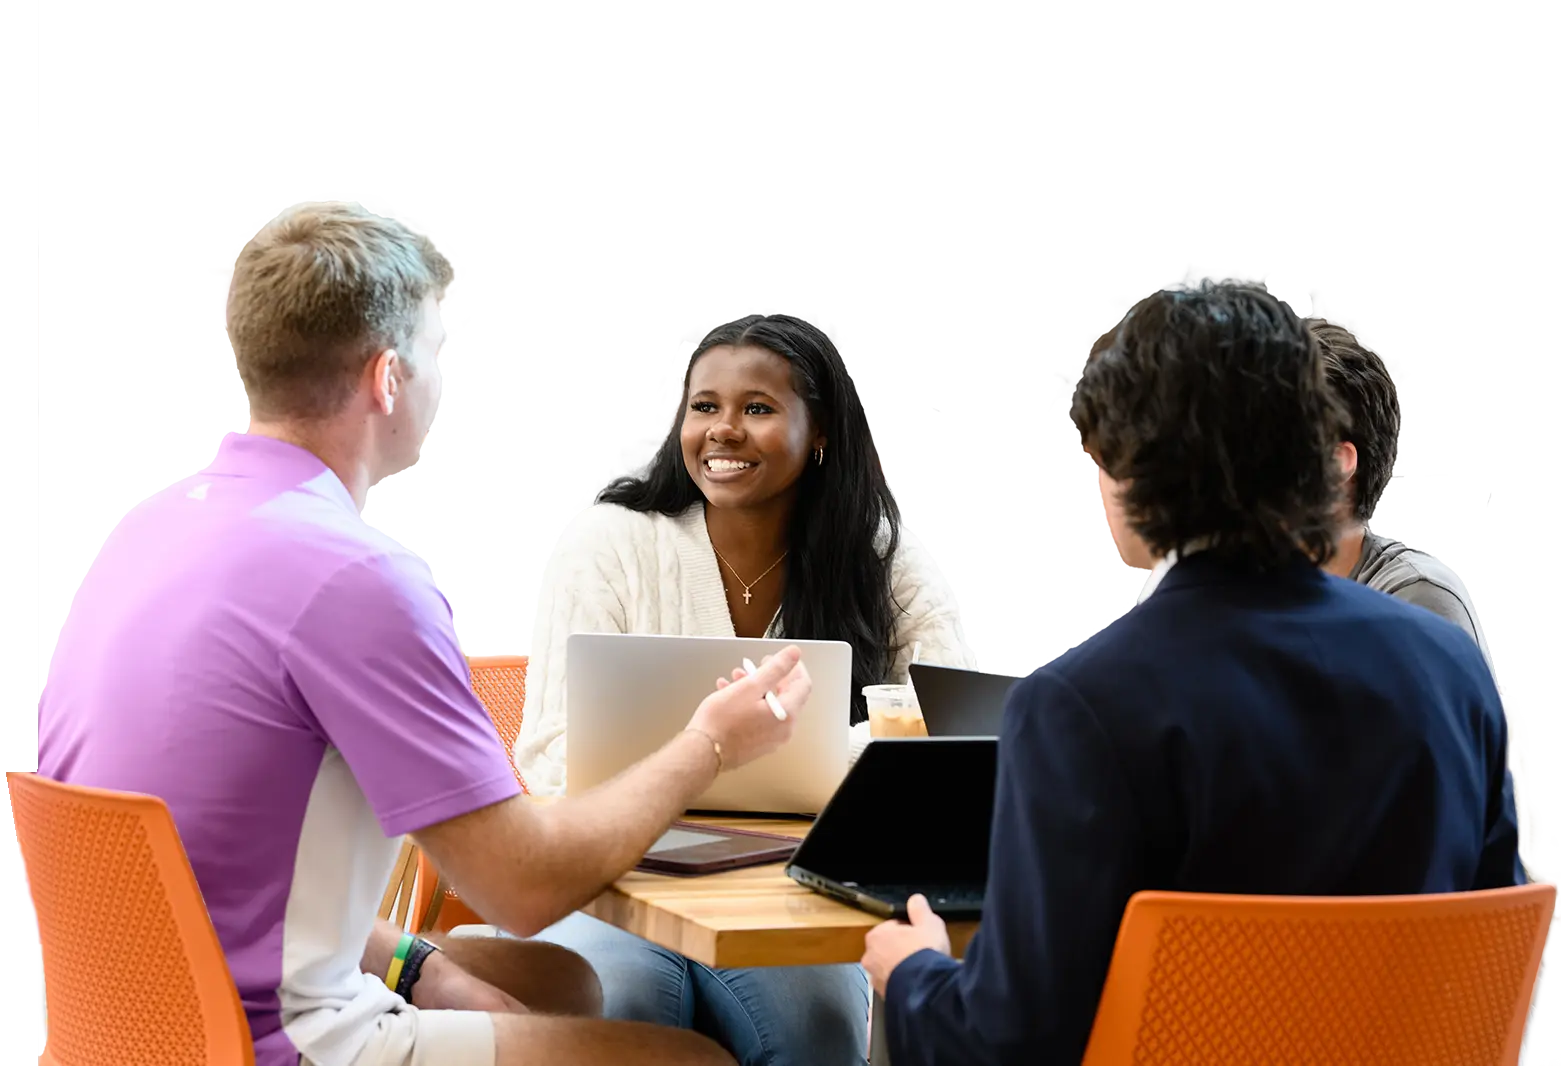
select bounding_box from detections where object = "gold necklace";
[711,546,788,605]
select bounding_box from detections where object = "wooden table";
[581,813,979,967]
[580,814,979,1064]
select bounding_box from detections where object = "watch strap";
[395,936,441,1001]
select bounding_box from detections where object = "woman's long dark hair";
[599,314,901,724]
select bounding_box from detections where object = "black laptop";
[910,663,1021,737]
[786,737,997,919]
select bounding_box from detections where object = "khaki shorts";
[311,1005,496,1066]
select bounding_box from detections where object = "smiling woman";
[679,342,822,631]
[515,313,974,788]
[508,312,974,1066]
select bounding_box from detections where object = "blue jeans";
[533,912,869,1065]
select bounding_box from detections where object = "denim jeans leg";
[530,911,695,1026]
[689,962,870,1066]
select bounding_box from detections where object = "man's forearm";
[361,919,407,983]
[418,728,722,937]
[527,729,720,919]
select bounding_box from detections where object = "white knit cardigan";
[513,503,976,794]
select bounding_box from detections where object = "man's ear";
[365,349,401,415]
[1336,441,1358,482]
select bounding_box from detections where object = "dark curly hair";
[1069,281,1347,568]
[598,314,901,725]
[1306,318,1400,524]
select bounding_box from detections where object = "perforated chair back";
[8,771,254,1066]
[467,655,529,789]
[403,655,530,933]
[1082,886,1555,1066]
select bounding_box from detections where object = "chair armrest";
[421,874,452,936]
[378,839,418,926]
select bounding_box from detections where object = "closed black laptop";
[910,663,1021,737]
[785,737,997,919]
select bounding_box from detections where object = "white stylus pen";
[741,658,789,721]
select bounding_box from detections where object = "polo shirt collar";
[204,433,357,513]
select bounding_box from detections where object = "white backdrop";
[4,1,1558,1059]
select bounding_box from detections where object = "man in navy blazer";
[861,281,1525,1065]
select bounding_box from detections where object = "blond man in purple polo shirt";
[37,202,811,1066]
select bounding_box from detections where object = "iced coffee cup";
[864,684,927,738]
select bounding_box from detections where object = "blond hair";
[227,202,453,420]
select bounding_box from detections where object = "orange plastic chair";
[405,655,529,934]
[466,655,531,777]
[1081,885,1555,1066]
[8,771,255,1066]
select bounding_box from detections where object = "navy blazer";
[886,554,1523,1066]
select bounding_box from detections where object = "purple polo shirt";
[38,433,521,1066]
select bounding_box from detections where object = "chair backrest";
[386,655,531,934]
[8,772,255,1066]
[467,655,529,793]
[1082,885,1555,1066]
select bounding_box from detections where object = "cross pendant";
[743,588,753,604]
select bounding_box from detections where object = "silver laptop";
[567,633,853,815]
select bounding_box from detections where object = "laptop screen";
[910,664,1021,737]
[790,738,998,886]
